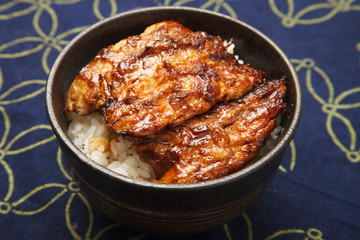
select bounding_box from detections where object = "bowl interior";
[46,7,302,189]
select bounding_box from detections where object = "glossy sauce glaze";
[65,21,265,136]
[130,79,286,183]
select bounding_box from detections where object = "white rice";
[67,112,155,180]
[224,40,244,64]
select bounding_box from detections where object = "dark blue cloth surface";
[0,0,359,239]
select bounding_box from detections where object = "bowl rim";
[46,6,303,190]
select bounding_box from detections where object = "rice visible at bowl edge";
[67,112,155,180]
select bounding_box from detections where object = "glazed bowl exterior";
[46,6,302,235]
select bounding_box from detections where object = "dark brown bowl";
[45,6,302,235]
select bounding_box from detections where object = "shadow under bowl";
[46,6,302,235]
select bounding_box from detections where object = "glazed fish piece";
[131,78,286,183]
[65,21,192,115]
[65,21,265,136]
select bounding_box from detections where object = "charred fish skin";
[65,21,265,137]
[65,21,193,116]
[132,78,286,183]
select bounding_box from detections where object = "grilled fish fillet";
[65,21,266,136]
[130,78,286,183]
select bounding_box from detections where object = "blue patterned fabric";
[1,1,359,239]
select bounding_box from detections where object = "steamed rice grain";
[67,112,155,180]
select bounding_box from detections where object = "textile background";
[0,0,359,239]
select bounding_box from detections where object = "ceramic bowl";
[46,6,302,235]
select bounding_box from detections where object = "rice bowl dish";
[46,6,302,233]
